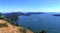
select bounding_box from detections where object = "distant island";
[53,14,60,16]
[2,12,44,16]
[26,12,44,14]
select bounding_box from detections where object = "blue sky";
[0,0,60,13]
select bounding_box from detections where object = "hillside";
[0,19,33,33]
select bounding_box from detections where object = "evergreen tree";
[5,14,19,26]
[39,30,47,33]
[0,12,3,19]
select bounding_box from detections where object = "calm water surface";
[17,13,60,33]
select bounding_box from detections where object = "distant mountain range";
[26,12,43,15]
[2,12,44,16]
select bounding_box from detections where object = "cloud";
[0,10,5,13]
[10,9,24,12]
[26,8,35,12]
[9,8,37,12]
[42,7,46,10]
[40,7,60,12]
[0,9,25,13]
[0,8,39,13]
[1,7,60,13]
[5,9,25,13]
[0,10,2,12]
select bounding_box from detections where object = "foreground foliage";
[0,23,8,27]
[0,13,3,19]
[19,27,28,33]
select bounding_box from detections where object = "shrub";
[0,23,8,27]
[0,12,3,19]
[39,30,47,33]
[19,27,27,33]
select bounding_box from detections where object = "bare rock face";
[0,20,33,33]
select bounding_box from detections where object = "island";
[2,12,44,16]
[53,14,60,16]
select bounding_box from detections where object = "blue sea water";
[17,12,60,33]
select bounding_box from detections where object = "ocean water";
[17,12,60,33]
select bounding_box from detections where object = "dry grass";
[0,20,33,33]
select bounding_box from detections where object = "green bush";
[0,23,8,27]
[39,30,47,33]
[19,27,27,33]
[0,13,3,19]
[28,27,34,32]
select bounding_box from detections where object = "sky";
[0,0,60,13]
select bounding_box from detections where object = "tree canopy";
[5,13,19,26]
